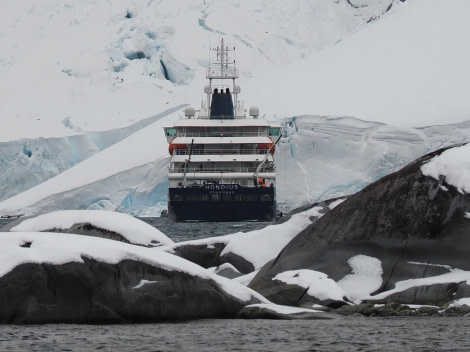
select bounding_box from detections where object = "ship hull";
[168,186,276,222]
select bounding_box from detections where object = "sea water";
[1,218,469,351]
[1,317,469,351]
[141,217,271,242]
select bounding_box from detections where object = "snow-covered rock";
[250,144,470,308]
[237,303,333,320]
[165,202,335,274]
[0,231,268,323]
[5,210,174,247]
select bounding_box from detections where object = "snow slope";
[250,0,470,127]
[0,0,382,142]
[1,0,470,216]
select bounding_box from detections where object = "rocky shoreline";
[1,144,470,323]
[330,302,470,317]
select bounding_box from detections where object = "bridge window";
[165,128,177,137]
[269,127,281,137]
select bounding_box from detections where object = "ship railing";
[197,115,247,120]
[206,68,239,79]
[174,182,276,190]
[173,148,271,156]
[169,166,274,173]
[180,131,266,137]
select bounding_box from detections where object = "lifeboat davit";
[169,143,187,155]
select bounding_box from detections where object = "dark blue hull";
[168,186,276,222]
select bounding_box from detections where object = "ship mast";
[206,38,239,117]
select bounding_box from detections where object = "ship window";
[234,195,242,201]
[211,194,220,201]
[165,128,177,137]
[269,127,281,137]
[223,194,232,201]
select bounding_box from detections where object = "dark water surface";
[1,317,469,351]
[141,217,271,242]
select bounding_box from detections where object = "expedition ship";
[163,38,281,221]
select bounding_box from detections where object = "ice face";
[1,114,470,217]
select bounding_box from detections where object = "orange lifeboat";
[169,143,187,155]
[257,142,275,154]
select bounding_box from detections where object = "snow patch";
[133,279,158,289]
[421,144,470,194]
[328,198,346,209]
[450,298,470,308]
[407,261,453,271]
[338,255,383,303]
[274,269,346,302]
[245,303,322,315]
[220,206,323,269]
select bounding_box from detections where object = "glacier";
[0,0,394,142]
[2,114,470,217]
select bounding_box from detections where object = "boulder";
[0,258,257,324]
[170,242,255,274]
[0,232,265,323]
[249,145,470,307]
[5,210,174,247]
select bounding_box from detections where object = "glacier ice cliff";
[1,114,470,217]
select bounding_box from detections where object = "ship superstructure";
[163,38,281,221]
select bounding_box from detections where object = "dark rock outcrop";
[170,242,254,274]
[333,301,470,317]
[170,242,256,274]
[0,258,260,324]
[249,145,470,307]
